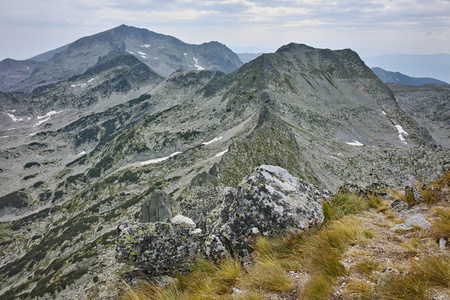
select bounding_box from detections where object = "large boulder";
[204,165,331,258]
[116,216,202,275]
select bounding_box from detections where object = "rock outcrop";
[139,190,179,223]
[116,165,331,275]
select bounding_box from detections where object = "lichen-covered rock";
[338,182,391,199]
[116,165,331,272]
[205,165,331,258]
[139,190,179,223]
[389,199,408,212]
[116,222,202,275]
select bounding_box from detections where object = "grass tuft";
[353,259,381,276]
[414,255,450,288]
[376,272,428,300]
[240,256,294,292]
[324,193,370,221]
[234,291,266,300]
[302,274,334,300]
[345,280,375,300]
[432,208,450,239]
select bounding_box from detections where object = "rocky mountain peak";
[0,25,242,93]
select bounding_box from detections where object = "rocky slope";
[0,25,243,93]
[0,42,448,299]
[387,83,450,148]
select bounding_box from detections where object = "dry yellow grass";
[239,256,294,292]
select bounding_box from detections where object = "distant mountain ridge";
[371,67,448,86]
[363,53,450,84]
[0,25,243,93]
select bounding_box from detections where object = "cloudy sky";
[0,0,449,61]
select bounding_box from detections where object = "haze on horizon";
[0,0,449,61]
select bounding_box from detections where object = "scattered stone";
[338,182,390,199]
[390,214,431,231]
[439,237,447,250]
[389,199,408,212]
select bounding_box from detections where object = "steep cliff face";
[0,42,448,299]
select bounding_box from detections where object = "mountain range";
[0,25,242,93]
[371,67,448,86]
[0,25,448,299]
[363,53,450,84]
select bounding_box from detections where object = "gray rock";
[116,222,202,276]
[439,237,447,250]
[116,165,331,273]
[389,199,408,212]
[205,165,331,258]
[390,214,431,231]
[139,190,179,223]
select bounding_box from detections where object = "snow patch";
[76,151,86,156]
[395,125,408,144]
[71,83,86,88]
[184,52,187,56]
[7,113,23,122]
[141,44,151,48]
[382,111,386,115]
[88,77,98,83]
[214,149,228,158]
[202,136,222,145]
[34,110,63,127]
[346,140,364,146]
[139,151,182,166]
[126,50,135,54]
[138,51,147,59]
[193,57,204,70]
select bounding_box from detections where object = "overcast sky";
[0,0,449,61]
